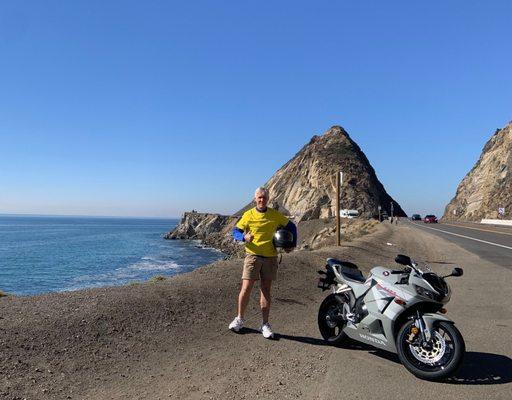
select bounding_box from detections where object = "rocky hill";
[443,121,512,221]
[166,125,405,251]
[236,125,405,220]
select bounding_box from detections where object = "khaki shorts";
[242,254,278,281]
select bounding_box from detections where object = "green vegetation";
[149,275,166,283]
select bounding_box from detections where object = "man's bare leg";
[260,279,272,324]
[237,279,256,319]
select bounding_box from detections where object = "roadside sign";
[498,207,505,215]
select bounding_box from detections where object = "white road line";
[442,222,512,236]
[410,222,512,251]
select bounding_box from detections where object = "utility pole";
[390,201,394,219]
[336,171,342,246]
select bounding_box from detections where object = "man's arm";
[233,213,249,242]
[232,227,245,242]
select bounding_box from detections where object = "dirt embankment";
[1,221,510,400]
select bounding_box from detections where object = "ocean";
[0,215,225,296]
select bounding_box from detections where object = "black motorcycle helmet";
[273,228,295,249]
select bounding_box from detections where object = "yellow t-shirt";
[236,207,289,257]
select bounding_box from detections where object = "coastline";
[0,220,382,400]
[0,222,385,399]
[0,224,387,399]
[0,215,224,296]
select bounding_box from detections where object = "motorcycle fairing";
[422,313,453,331]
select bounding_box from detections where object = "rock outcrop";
[165,212,244,258]
[443,122,512,221]
[165,212,236,240]
[237,125,405,220]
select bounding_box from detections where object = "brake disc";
[409,331,447,364]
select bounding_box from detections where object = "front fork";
[407,311,432,344]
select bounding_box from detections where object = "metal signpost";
[336,171,343,246]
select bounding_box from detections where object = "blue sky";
[1,1,511,218]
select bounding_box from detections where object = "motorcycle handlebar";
[390,268,411,275]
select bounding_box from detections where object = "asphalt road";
[407,220,512,270]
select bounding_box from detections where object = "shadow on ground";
[253,333,512,385]
[448,352,512,385]
[359,349,512,385]
[236,329,328,345]
[275,333,329,346]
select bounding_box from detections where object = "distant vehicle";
[411,214,421,221]
[424,215,438,223]
[380,211,389,222]
[340,209,359,219]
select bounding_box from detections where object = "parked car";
[411,214,421,221]
[340,209,359,219]
[424,215,438,223]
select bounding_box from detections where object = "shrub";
[149,275,166,283]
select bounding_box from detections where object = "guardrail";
[481,219,512,226]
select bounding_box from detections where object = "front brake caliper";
[406,326,420,344]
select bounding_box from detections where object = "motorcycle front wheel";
[397,320,465,381]
[318,294,348,346]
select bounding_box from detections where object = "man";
[229,187,297,339]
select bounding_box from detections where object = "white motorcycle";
[317,254,465,380]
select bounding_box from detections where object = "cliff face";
[443,122,512,221]
[237,126,405,220]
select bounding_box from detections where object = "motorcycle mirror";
[443,267,463,278]
[395,254,412,266]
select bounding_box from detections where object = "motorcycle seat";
[340,267,366,283]
[327,258,358,270]
[327,258,366,283]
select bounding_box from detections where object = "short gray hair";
[254,187,269,197]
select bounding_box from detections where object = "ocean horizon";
[0,214,224,296]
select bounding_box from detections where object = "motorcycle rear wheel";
[397,320,465,381]
[318,294,348,346]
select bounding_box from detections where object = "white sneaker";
[229,316,244,332]
[260,323,274,339]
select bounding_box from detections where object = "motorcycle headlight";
[414,284,437,300]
